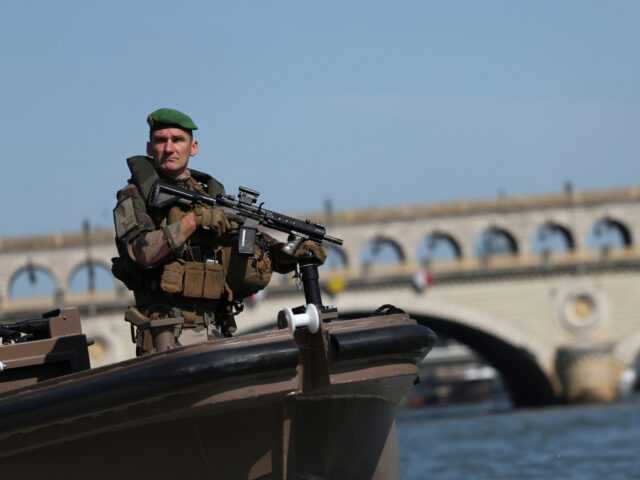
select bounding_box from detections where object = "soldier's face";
[147,128,198,177]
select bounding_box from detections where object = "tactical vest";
[127,155,225,221]
[119,156,272,302]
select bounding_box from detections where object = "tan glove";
[193,207,243,236]
[293,240,328,265]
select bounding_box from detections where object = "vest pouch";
[203,262,226,299]
[243,250,272,296]
[160,260,185,295]
[183,262,205,298]
[225,242,273,299]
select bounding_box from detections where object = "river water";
[396,395,640,479]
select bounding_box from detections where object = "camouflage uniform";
[115,169,215,274]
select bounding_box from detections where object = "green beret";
[147,108,198,131]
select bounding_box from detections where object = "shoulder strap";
[126,156,159,202]
[190,168,225,196]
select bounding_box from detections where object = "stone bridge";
[1,186,640,406]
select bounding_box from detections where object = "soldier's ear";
[146,142,152,157]
[190,140,199,157]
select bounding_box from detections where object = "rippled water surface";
[396,395,640,479]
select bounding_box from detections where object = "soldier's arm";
[113,183,195,269]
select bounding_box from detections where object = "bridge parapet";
[2,182,640,306]
[3,246,639,315]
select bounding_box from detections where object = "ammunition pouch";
[159,259,230,300]
[159,259,185,294]
[223,236,273,299]
[204,263,227,298]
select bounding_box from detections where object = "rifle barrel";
[323,234,343,246]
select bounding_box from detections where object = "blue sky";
[1,1,638,237]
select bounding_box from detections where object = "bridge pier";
[555,344,621,404]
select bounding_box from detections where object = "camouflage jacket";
[114,171,203,269]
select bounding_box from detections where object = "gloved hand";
[193,207,243,236]
[292,240,328,265]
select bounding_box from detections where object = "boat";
[0,260,436,479]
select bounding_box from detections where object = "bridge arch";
[531,221,575,254]
[67,260,116,293]
[360,236,405,266]
[474,226,518,257]
[320,245,348,270]
[588,217,633,250]
[417,231,462,264]
[413,314,557,407]
[8,263,60,299]
[339,298,558,407]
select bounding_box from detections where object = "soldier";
[112,108,326,355]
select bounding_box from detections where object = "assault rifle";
[148,180,343,256]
